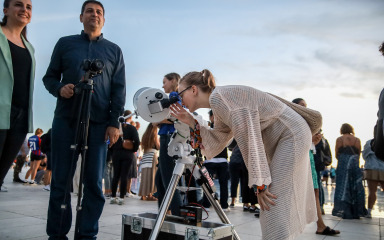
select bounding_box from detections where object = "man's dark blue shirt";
[43,31,126,128]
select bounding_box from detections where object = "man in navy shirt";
[43,1,126,239]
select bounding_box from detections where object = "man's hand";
[105,126,119,147]
[60,84,75,98]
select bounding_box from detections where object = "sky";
[16,0,384,164]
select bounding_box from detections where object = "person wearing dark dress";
[332,123,365,219]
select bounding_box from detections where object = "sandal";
[146,196,158,201]
[316,226,340,235]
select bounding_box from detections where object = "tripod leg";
[149,173,182,240]
[193,166,241,240]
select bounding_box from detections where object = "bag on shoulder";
[123,140,134,150]
[321,151,332,166]
[269,93,323,135]
[371,118,384,161]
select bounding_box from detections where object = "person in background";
[171,69,317,240]
[155,72,182,215]
[110,110,140,205]
[332,123,365,219]
[201,110,230,211]
[40,128,52,191]
[13,137,29,183]
[363,139,384,218]
[292,98,339,235]
[330,166,336,185]
[138,123,159,201]
[0,0,35,193]
[42,1,126,238]
[25,128,44,185]
[228,139,259,215]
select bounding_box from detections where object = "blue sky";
[19,0,384,157]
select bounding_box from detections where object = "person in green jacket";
[0,0,35,192]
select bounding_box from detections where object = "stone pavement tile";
[231,220,262,237]
[0,212,26,221]
[0,222,47,240]
[323,231,380,240]
[236,233,262,240]
[0,216,46,230]
[333,220,380,239]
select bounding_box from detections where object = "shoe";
[229,203,235,208]
[0,186,8,192]
[126,193,134,198]
[43,185,50,191]
[365,213,372,218]
[104,194,111,199]
[254,213,260,218]
[316,226,340,235]
[130,191,136,195]
[222,208,230,212]
[29,180,37,185]
[110,197,118,204]
[13,178,27,183]
[117,197,125,205]
[243,206,249,211]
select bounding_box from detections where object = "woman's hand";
[170,103,195,128]
[256,187,277,211]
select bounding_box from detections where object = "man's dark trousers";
[47,117,107,239]
[202,162,229,209]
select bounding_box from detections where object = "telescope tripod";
[149,121,240,240]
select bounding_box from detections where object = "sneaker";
[117,197,125,205]
[29,180,37,185]
[130,191,136,195]
[0,186,8,192]
[126,193,134,198]
[222,208,230,212]
[104,194,111,199]
[43,185,50,191]
[110,197,118,204]
[229,203,235,208]
[365,213,372,218]
[243,206,249,211]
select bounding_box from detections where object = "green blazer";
[0,27,35,133]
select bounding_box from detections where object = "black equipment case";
[122,212,234,240]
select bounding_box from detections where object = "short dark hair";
[208,110,213,117]
[292,98,304,104]
[81,1,105,15]
[379,42,384,57]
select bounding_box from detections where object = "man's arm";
[43,38,67,98]
[105,47,126,147]
[108,47,126,129]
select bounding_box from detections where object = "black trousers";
[111,150,133,198]
[0,106,28,187]
[229,161,257,205]
[202,162,229,209]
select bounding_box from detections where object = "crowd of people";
[0,0,384,239]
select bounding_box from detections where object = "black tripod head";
[82,59,104,79]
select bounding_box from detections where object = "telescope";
[122,87,240,240]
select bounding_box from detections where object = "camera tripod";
[57,60,104,240]
[149,120,240,240]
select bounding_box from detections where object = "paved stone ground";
[1,168,383,239]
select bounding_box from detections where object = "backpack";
[371,119,384,161]
[314,138,332,172]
